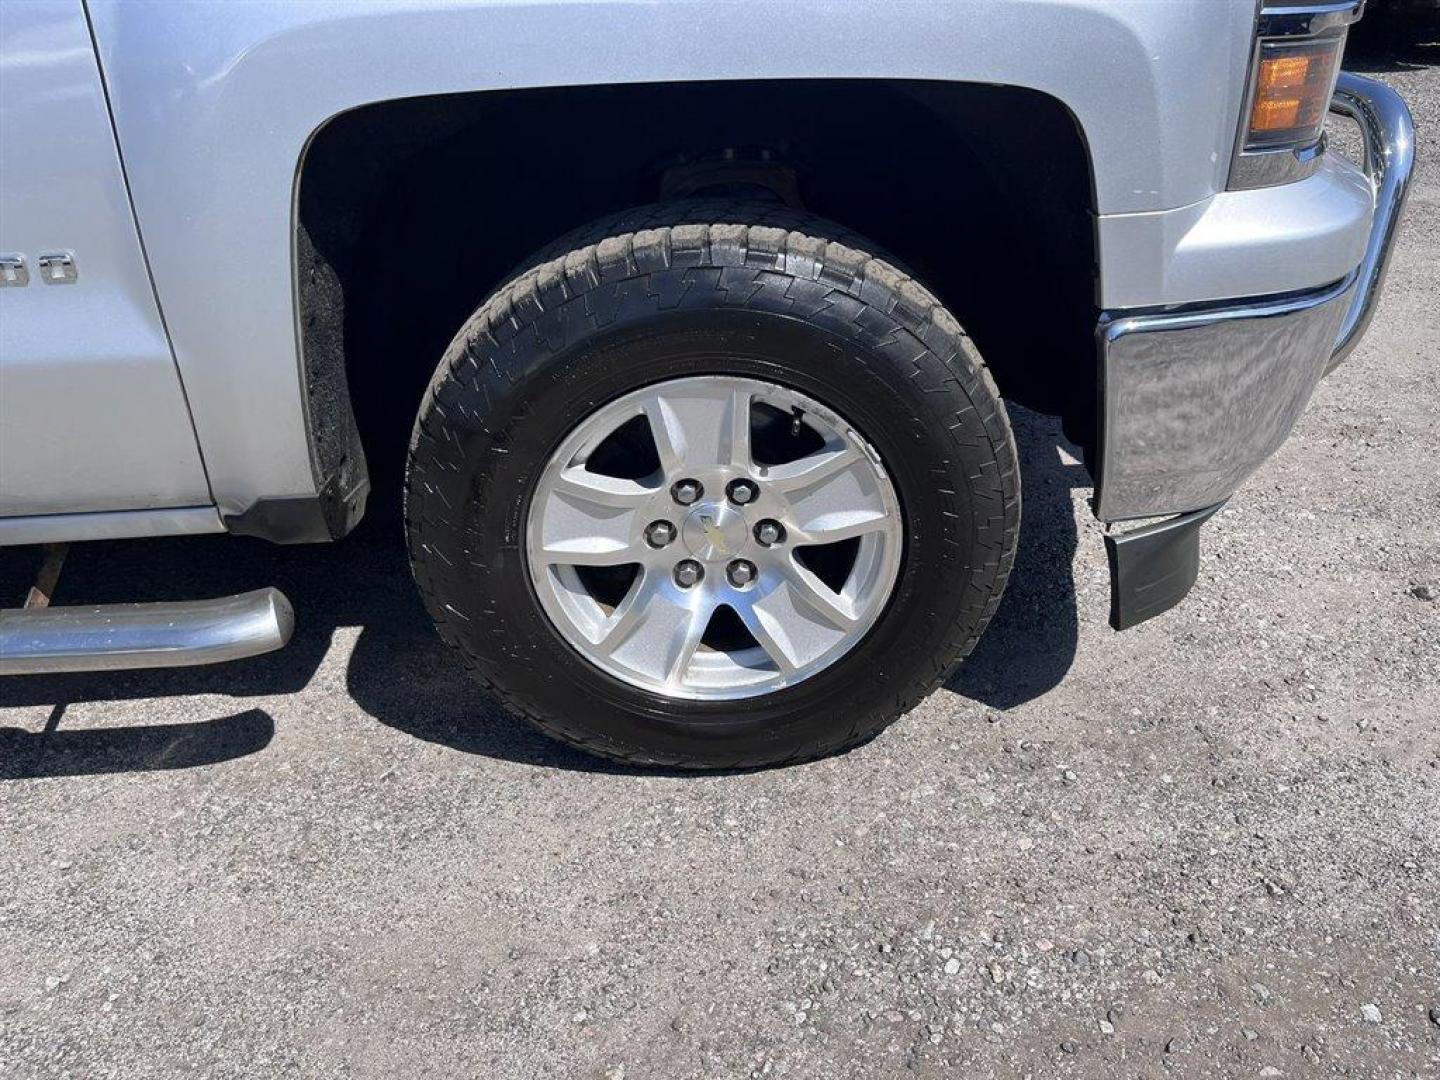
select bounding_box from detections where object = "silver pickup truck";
[0,0,1415,767]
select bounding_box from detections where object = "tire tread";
[406,199,1020,768]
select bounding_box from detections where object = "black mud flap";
[1104,502,1225,631]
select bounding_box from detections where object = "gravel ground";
[2,29,1438,1080]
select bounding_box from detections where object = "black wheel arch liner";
[223,140,371,545]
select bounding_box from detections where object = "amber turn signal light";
[1244,37,1344,151]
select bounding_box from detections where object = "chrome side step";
[0,588,294,675]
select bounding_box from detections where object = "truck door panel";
[0,0,209,516]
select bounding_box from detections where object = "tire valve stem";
[790,407,805,438]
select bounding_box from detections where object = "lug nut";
[727,479,758,505]
[672,479,703,505]
[645,520,676,548]
[673,560,704,588]
[726,559,757,588]
[754,520,785,546]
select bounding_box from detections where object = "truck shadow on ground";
[0,707,273,780]
[943,409,1085,709]
[0,408,1085,779]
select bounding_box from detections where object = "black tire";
[406,200,1019,769]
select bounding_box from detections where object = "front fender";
[89,0,1255,521]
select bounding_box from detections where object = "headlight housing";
[1229,2,1363,190]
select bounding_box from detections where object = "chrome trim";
[1095,71,1413,522]
[1095,273,1356,522]
[0,254,28,287]
[1230,132,1327,190]
[1327,72,1415,368]
[0,587,294,675]
[1255,1,1365,39]
[36,251,78,284]
[1099,271,1355,347]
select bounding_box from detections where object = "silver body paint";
[0,0,1393,540]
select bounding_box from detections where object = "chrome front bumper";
[1095,73,1415,523]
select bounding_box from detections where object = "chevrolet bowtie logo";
[699,515,731,555]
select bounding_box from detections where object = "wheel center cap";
[682,502,747,562]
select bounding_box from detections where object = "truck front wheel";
[405,201,1020,768]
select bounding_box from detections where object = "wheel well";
[296,79,1099,490]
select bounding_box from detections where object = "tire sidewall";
[414,299,1004,765]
